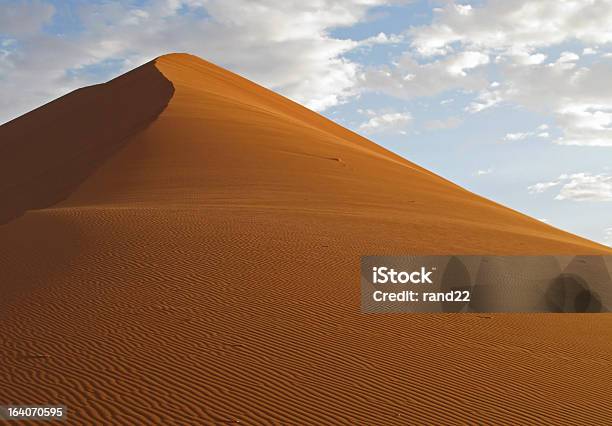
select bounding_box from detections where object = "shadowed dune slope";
[1,53,611,425]
[0,60,174,224]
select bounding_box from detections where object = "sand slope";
[1,53,611,425]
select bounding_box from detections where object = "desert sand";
[1,53,611,425]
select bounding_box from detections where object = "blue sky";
[1,0,612,246]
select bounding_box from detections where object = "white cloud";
[0,0,55,36]
[556,173,612,201]
[445,51,489,76]
[0,0,401,123]
[360,50,489,100]
[497,61,612,146]
[461,58,612,146]
[529,173,612,201]
[466,85,506,113]
[410,1,612,57]
[358,110,412,134]
[556,51,580,64]
[555,103,612,146]
[455,4,473,16]
[476,168,493,176]
[504,132,529,141]
[504,46,548,66]
[358,32,404,46]
[515,52,547,66]
[528,180,561,194]
[503,124,551,141]
[404,0,612,147]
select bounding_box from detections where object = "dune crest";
[1,53,611,425]
[30,52,609,253]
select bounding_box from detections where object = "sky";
[1,0,612,246]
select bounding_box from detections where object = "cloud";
[502,124,551,141]
[358,109,412,134]
[0,0,55,36]
[466,88,503,113]
[357,32,404,46]
[475,168,493,176]
[556,51,580,64]
[445,51,489,76]
[529,173,612,201]
[555,103,612,146]
[504,132,530,141]
[528,180,562,194]
[401,0,612,147]
[0,0,401,123]
[359,50,489,100]
[492,61,612,146]
[466,59,612,146]
[410,1,612,56]
[509,50,547,66]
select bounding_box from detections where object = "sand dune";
[1,53,611,425]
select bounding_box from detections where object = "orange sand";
[1,53,611,425]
